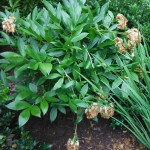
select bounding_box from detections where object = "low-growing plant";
[0,0,118,127]
[0,0,144,130]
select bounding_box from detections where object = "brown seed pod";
[116,13,128,30]
[2,16,16,33]
[115,37,126,54]
[66,138,79,150]
[85,103,99,119]
[126,28,141,50]
[99,103,114,119]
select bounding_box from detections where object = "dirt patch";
[25,113,146,150]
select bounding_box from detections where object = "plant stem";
[97,29,126,35]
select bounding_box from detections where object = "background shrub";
[1,0,149,43]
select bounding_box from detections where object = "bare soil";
[25,113,146,150]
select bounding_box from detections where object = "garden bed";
[0,0,150,149]
[26,113,146,150]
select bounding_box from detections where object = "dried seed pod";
[115,37,126,54]
[66,138,79,150]
[99,103,114,119]
[116,14,128,29]
[127,40,134,50]
[126,28,141,50]
[2,16,16,33]
[85,103,99,119]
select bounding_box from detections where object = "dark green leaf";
[46,97,59,102]
[112,78,123,89]
[0,32,15,45]
[81,83,88,96]
[39,63,52,76]
[52,78,64,90]
[19,108,30,127]
[0,52,24,62]
[69,101,77,113]
[101,76,110,87]
[6,101,31,110]
[14,64,29,78]
[40,99,49,115]
[58,94,69,102]
[63,80,74,88]
[50,107,57,122]
[94,2,109,23]
[37,77,46,85]
[47,73,61,79]
[29,83,38,93]
[0,70,8,87]
[42,0,60,23]
[15,90,31,101]
[17,38,26,56]
[76,115,83,124]
[71,33,88,42]
[58,106,66,114]
[31,105,41,118]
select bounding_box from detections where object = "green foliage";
[79,43,150,148]
[0,0,150,148]
[1,0,149,43]
[0,71,8,102]
[102,0,150,43]
[0,0,119,126]
[0,0,41,16]
[110,44,150,149]
[0,0,148,137]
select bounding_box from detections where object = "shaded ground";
[26,113,146,150]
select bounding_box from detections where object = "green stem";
[97,29,126,36]
[55,103,68,106]
[57,58,76,96]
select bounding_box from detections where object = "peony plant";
[0,0,141,132]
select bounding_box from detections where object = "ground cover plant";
[0,0,149,149]
[0,0,118,125]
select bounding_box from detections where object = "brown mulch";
[25,113,146,150]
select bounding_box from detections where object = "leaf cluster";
[0,0,147,129]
